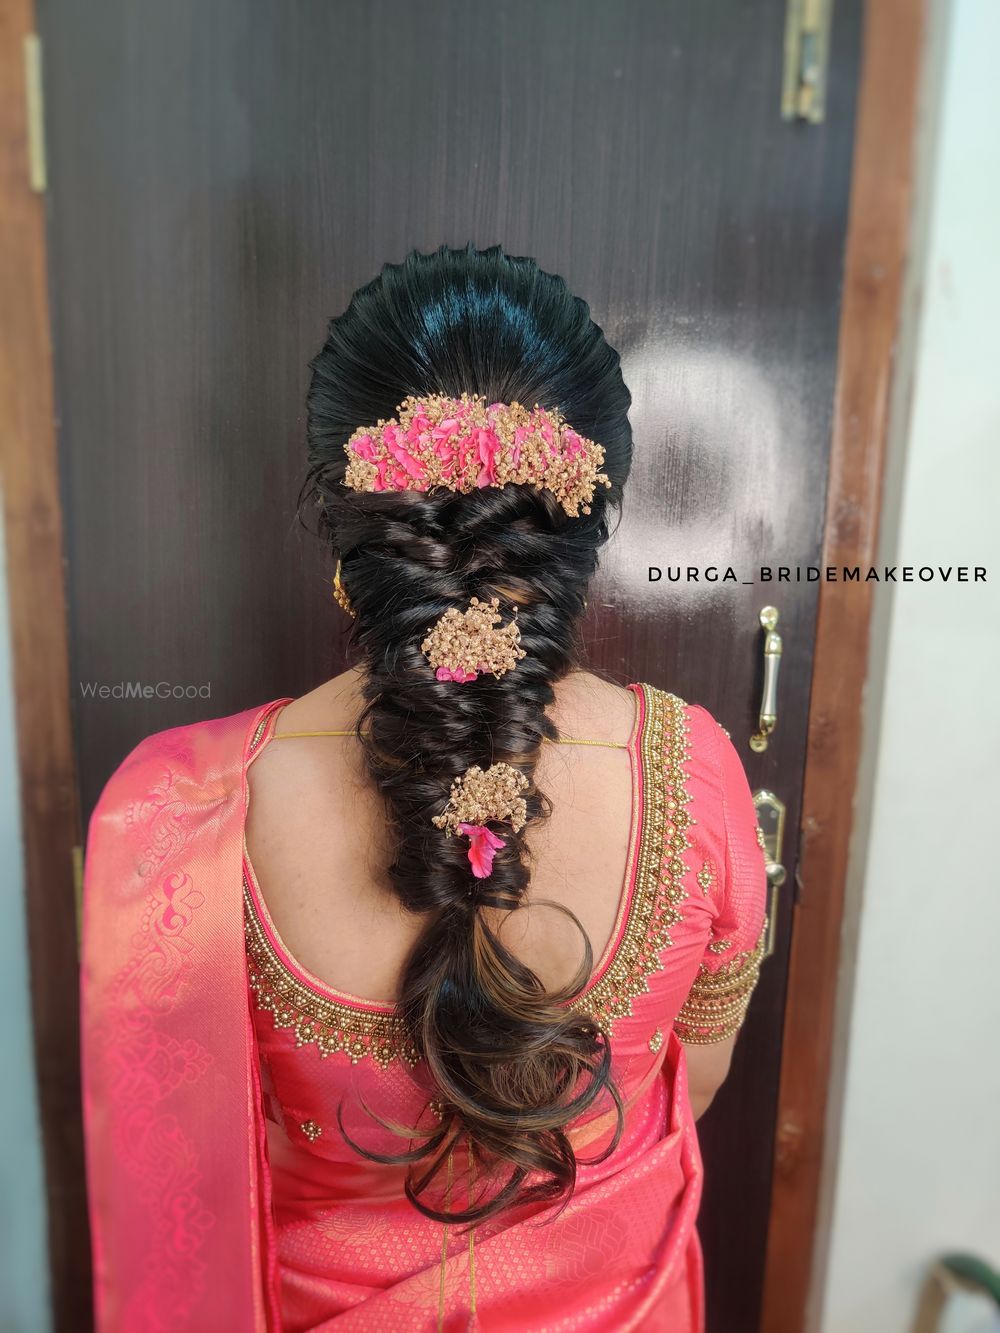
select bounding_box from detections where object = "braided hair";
[302,243,634,1224]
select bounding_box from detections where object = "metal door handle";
[750,606,783,753]
[753,789,787,959]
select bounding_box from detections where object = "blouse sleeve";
[674,711,769,1045]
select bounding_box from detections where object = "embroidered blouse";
[241,682,768,1330]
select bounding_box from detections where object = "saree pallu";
[80,704,280,1331]
[80,684,767,1330]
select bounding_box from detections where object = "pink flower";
[435,666,477,683]
[456,430,477,478]
[459,823,506,878]
[510,425,530,470]
[386,438,426,481]
[432,417,461,441]
[373,458,395,491]
[351,434,378,461]
[475,427,502,487]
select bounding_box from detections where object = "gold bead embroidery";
[648,1028,664,1053]
[570,686,694,1031]
[674,924,767,1044]
[300,1119,322,1142]
[243,685,697,1065]
[697,861,715,897]
[756,824,768,854]
[244,877,419,1070]
[248,709,273,756]
[708,938,734,953]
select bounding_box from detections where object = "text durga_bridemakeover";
[647,565,987,584]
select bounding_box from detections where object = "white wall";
[820,2,1000,1330]
[0,501,52,1330]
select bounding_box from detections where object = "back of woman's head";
[304,243,633,1224]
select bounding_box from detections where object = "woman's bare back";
[244,667,638,1003]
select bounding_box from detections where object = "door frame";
[0,2,929,1329]
[760,1,934,1329]
[1,1,89,1329]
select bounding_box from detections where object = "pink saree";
[81,683,767,1331]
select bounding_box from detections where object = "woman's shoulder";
[623,678,731,746]
[552,672,736,757]
[550,671,636,745]
[90,697,284,827]
[265,666,364,735]
[626,681,750,814]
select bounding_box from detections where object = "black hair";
[302,242,633,1224]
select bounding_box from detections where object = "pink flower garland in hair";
[342,393,611,518]
[432,763,529,880]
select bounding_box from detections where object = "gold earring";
[332,559,356,619]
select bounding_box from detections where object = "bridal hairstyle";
[303,243,634,1224]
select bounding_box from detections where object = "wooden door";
[39,1,861,1327]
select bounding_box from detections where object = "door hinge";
[782,0,834,124]
[23,33,47,192]
[73,843,84,959]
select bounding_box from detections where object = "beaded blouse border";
[242,684,696,1068]
[568,684,694,1029]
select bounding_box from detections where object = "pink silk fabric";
[81,682,768,1331]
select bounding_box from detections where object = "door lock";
[753,790,787,958]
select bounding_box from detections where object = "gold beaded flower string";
[421,596,526,684]
[432,762,529,879]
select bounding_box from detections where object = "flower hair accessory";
[421,596,526,684]
[343,393,611,518]
[432,762,529,879]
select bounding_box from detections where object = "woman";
[80,244,768,1331]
